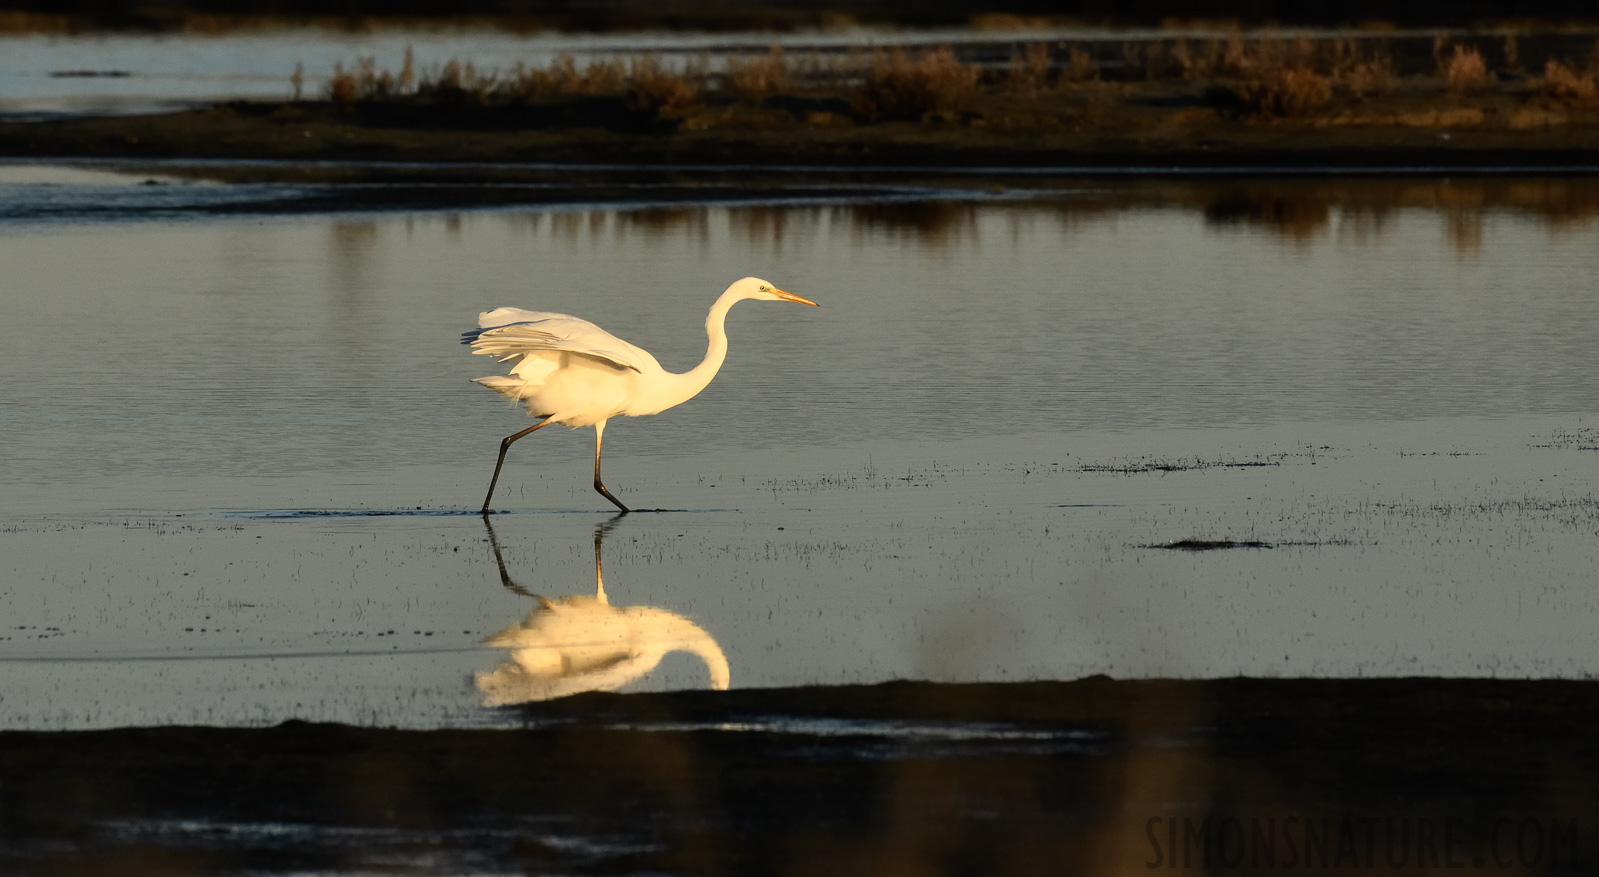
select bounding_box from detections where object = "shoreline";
[10,154,1599,236]
[3,678,1597,874]
[5,100,1599,172]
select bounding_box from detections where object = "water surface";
[3,167,1598,727]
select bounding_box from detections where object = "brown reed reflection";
[130,158,1599,257]
[1204,190,1333,242]
[736,177,1599,256]
[727,204,825,252]
[842,201,980,250]
[1186,177,1599,252]
[328,219,379,294]
[475,515,730,706]
[1447,211,1485,254]
[617,207,711,242]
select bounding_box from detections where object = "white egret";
[464,276,818,513]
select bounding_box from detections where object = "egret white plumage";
[464,276,818,513]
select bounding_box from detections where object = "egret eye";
[760,285,768,291]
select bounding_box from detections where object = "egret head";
[731,276,819,307]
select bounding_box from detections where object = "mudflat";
[2,678,1595,874]
[5,83,1599,170]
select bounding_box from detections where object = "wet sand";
[2,678,1595,875]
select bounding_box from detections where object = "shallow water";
[2,165,1599,728]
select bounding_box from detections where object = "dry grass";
[1163,32,1386,87]
[792,50,861,91]
[328,59,392,108]
[323,50,681,109]
[505,56,625,99]
[321,50,704,117]
[1234,67,1333,117]
[726,47,788,101]
[1538,59,1597,101]
[0,11,72,32]
[1005,44,1051,96]
[327,48,418,107]
[1171,38,1215,79]
[1440,45,1491,94]
[301,33,1564,125]
[626,56,698,113]
[1060,47,1099,83]
[1221,35,1319,77]
[326,49,721,115]
[1502,33,1521,72]
[1220,33,1250,74]
[970,12,1058,31]
[421,59,494,99]
[857,47,981,120]
[1341,55,1397,98]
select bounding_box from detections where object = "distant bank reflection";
[475,516,730,706]
[507,177,1599,257]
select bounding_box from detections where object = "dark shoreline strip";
[4,678,1598,875]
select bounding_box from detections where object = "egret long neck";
[662,288,740,408]
[692,634,732,690]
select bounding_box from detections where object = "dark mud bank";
[3,677,1598,874]
[8,100,1599,170]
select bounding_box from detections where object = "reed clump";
[1005,44,1051,96]
[1340,55,1397,98]
[496,55,626,101]
[1537,59,1597,102]
[1439,45,1491,94]
[856,47,982,120]
[327,58,407,108]
[1060,47,1099,83]
[726,47,789,101]
[299,33,1599,130]
[1234,66,1332,117]
[323,49,705,116]
[857,46,978,120]
[327,48,417,108]
[418,58,493,101]
[625,56,699,113]
[1163,33,1398,109]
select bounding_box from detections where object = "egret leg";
[592,514,623,604]
[593,518,608,604]
[592,419,630,514]
[481,512,555,607]
[481,416,555,513]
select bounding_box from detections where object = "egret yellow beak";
[773,288,819,306]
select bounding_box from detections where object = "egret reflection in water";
[474,516,730,706]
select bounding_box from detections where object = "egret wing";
[463,308,653,374]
